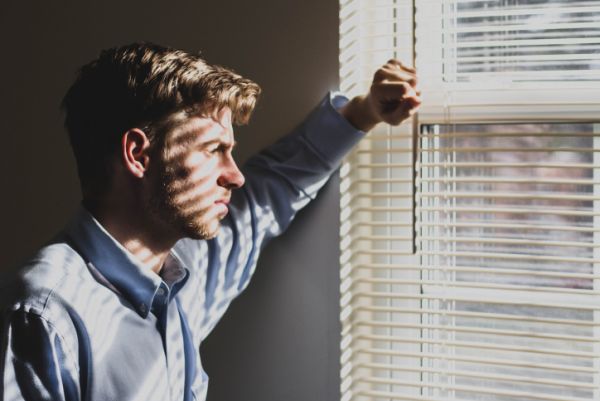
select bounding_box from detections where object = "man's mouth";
[214,196,231,217]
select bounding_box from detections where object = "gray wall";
[0,1,342,401]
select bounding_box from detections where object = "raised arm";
[174,59,421,338]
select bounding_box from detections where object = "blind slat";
[360,146,600,153]
[353,263,600,281]
[353,277,600,296]
[353,291,600,311]
[356,362,597,390]
[355,334,594,358]
[453,5,600,18]
[419,177,600,185]
[371,191,600,201]
[419,250,600,264]
[352,306,599,327]
[353,320,598,343]
[449,21,600,33]
[418,206,599,217]
[357,376,594,401]
[419,236,595,248]
[418,221,599,233]
[356,348,599,373]
[418,162,598,169]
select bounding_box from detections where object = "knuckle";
[398,82,410,94]
[373,68,387,82]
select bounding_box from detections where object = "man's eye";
[207,145,226,154]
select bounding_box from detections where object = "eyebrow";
[200,139,237,149]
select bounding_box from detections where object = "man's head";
[62,42,260,240]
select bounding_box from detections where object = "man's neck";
[83,200,177,274]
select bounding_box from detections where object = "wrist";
[339,95,381,132]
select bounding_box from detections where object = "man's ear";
[121,128,151,178]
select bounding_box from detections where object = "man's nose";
[217,156,245,189]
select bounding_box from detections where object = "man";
[1,42,420,401]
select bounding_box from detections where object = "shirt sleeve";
[236,92,364,237]
[175,92,365,338]
[2,310,81,401]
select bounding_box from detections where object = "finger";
[383,65,419,87]
[404,94,422,107]
[374,66,418,87]
[375,91,422,124]
[386,59,417,73]
[387,98,422,125]
[373,68,419,89]
[386,59,403,68]
[382,103,412,125]
[373,81,417,100]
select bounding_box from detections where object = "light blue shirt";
[1,93,364,401]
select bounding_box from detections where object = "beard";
[145,164,228,241]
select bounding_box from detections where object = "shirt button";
[139,304,147,314]
[157,288,165,296]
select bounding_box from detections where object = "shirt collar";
[63,205,189,318]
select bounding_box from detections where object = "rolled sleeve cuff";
[302,91,366,169]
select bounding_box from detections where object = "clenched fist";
[340,59,421,132]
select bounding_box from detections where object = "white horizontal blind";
[441,1,600,80]
[416,0,600,122]
[415,122,600,401]
[340,0,418,398]
[339,0,600,400]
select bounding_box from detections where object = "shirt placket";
[152,282,186,401]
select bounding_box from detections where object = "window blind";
[339,1,600,400]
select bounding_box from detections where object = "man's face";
[145,107,245,240]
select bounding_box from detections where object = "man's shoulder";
[0,240,101,362]
[1,239,93,317]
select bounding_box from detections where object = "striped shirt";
[1,93,363,401]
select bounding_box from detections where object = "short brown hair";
[62,42,261,198]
